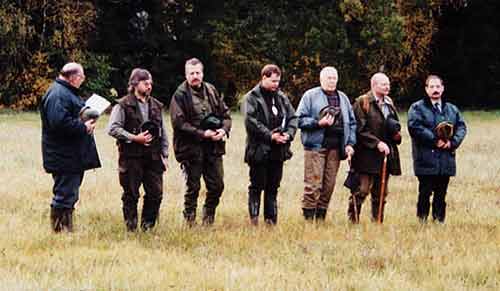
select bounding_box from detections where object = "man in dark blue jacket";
[408,75,467,223]
[40,62,101,232]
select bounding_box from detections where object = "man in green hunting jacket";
[170,58,232,226]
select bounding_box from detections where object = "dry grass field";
[0,111,498,290]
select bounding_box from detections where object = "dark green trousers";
[181,154,224,219]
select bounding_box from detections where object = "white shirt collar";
[372,94,389,105]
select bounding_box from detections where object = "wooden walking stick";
[377,155,388,224]
[352,189,359,223]
[347,154,359,223]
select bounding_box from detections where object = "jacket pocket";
[302,130,323,148]
[417,149,435,168]
[212,140,226,156]
[245,144,269,164]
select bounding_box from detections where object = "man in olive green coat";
[170,58,232,226]
[348,73,402,223]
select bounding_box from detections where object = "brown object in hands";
[435,122,454,140]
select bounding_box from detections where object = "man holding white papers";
[108,68,169,232]
[40,62,101,233]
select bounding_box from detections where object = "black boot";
[315,208,327,221]
[249,199,260,226]
[62,208,74,232]
[141,198,161,231]
[432,198,446,223]
[302,208,316,221]
[202,207,215,226]
[264,202,277,225]
[183,209,197,227]
[50,207,64,233]
[123,203,138,232]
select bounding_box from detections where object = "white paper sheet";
[85,94,111,115]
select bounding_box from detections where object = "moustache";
[433,91,440,95]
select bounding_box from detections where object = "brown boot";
[348,199,362,224]
[50,207,64,233]
[250,216,258,226]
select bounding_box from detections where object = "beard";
[137,88,151,97]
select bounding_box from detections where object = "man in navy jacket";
[40,62,101,232]
[408,75,467,223]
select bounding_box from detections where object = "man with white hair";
[295,66,356,221]
[348,72,402,223]
[40,62,101,233]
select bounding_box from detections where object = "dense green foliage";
[0,0,497,109]
[429,0,500,107]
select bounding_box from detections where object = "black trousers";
[248,161,284,224]
[417,175,450,222]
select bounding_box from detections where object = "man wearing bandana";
[170,58,232,226]
[242,64,298,225]
[408,75,467,223]
[108,68,169,231]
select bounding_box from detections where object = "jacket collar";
[423,96,448,110]
[251,84,286,123]
[251,84,270,123]
[369,91,393,106]
[122,94,148,107]
[55,78,80,95]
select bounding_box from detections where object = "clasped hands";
[203,128,226,141]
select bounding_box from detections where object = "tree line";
[1,0,498,110]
